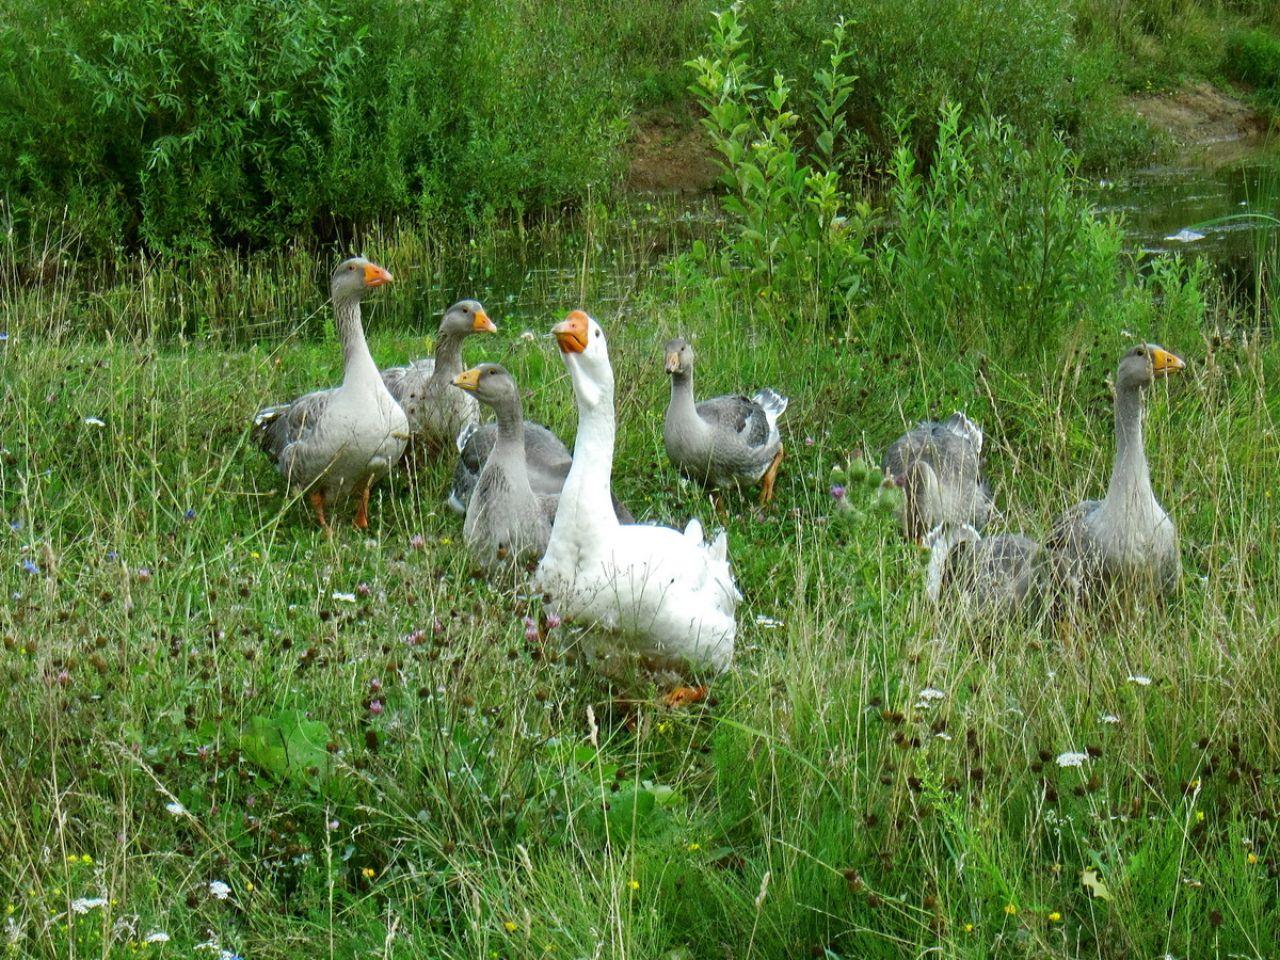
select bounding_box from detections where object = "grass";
[2,202,1279,958]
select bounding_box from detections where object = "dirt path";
[1126,81,1270,147]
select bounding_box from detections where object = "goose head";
[1117,343,1185,392]
[663,337,695,376]
[452,363,519,409]
[553,310,613,409]
[440,299,497,337]
[332,257,393,303]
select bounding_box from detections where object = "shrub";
[0,0,628,255]
[1225,28,1280,90]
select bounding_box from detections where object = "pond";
[1087,135,1280,304]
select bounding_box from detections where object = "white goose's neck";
[555,373,620,541]
[337,296,379,391]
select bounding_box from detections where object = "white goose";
[533,311,738,682]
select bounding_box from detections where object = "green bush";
[0,0,629,254]
[1225,28,1280,90]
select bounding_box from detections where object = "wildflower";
[70,898,107,914]
[368,700,384,716]
[327,819,339,831]
[1126,674,1152,686]
[440,536,452,546]
[135,567,152,583]
[21,559,38,575]
[1056,752,1088,768]
[1195,811,1205,823]
[165,801,187,816]
[1247,853,1259,865]
[917,688,946,702]
[829,484,846,501]
[686,843,700,852]
[409,534,426,550]
[83,417,106,428]
[356,582,372,598]
[183,508,196,521]
[627,879,640,891]
[249,551,260,560]
[963,923,974,933]
[332,591,356,603]
[9,519,22,531]
[144,932,170,944]
[244,883,254,893]
[55,670,70,687]
[1098,714,1120,724]
[1004,903,1018,916]
[520,330,536,343]
[362,867,376,880]
[208,881,231,900]
[106,550,118,561]
[804,436,815,446]
[1048,911,1062,922]
[545,612,562,630]
[503,921,519,932]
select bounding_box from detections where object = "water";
[1086,136,1280,301]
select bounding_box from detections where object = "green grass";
[2,204,1279,958]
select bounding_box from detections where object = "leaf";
[1080,867,1113,902]
[235,710,332,788]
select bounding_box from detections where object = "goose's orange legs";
[759,444,784,506]
[354,480,372,530]
[309,491,330,531]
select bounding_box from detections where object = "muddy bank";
[1126,81,1271,150]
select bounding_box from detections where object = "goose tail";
[752,387,790,429]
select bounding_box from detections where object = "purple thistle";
[829,484,846,501]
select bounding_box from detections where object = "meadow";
[3,1,1280,958]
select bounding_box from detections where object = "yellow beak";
[363,263,393,287]
[1151,347,1186,376]
[553,310,590,354]
[452,367,483,392]
[473,309,497,334]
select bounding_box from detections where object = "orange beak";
[553,310,590,354]
[452,367,482,392]
[1150,346,1185,376]
[664,351,681,374]
[472,309,497,334]
[363,263,393,287]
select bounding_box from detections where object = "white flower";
[1098,713,1120,724]
[917,688,946,701]
[70,897,107,914]
[208,880,231,900]
[934,732,953,741]
[165,801,187,816]
[1056,751,1089,768]
[754,615,784,628]
[1126,674,1152,686]
[520,330,537,343]
[83,417,106,428]
[331,591,356,603]
[145,932,171,944]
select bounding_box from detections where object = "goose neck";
[336,296,378,388]
[1106,382,1152,504]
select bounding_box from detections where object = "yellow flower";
[686,843,700,852]
[440,537,452,546]
[963,923,974,933]
[503,921,518,933]
[1195,811,1205,823]
[1048,911,1062,922]
[82,855,93,865]
[245,882,255,893]
[250,551,261,560]
[1003,903,1018,916]
[627,880,640,891]
[4,905,13,916]
[362,867,376,879]
[1247,853,1259,865]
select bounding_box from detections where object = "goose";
[449,418,636,523]
[662,338,787,505]
[1048,344,1185,599]
[450,363,553,576]
[533,311,739,686]
[882,413,993,541]
[253,258,407,530]
[381,299,496,453]
[924,523,1048,617]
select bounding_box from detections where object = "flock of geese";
[252,258,1185,697]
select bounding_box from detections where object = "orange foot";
[662,685,708,708]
